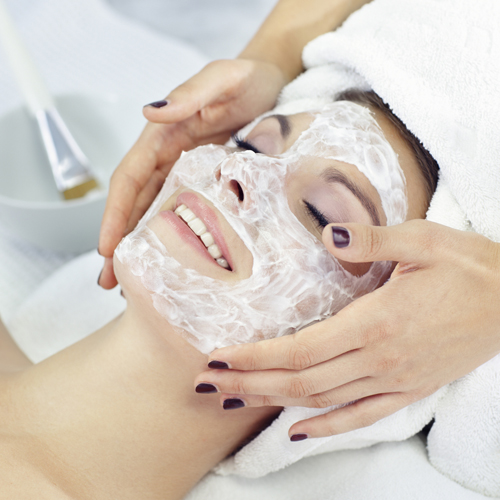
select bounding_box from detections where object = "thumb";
[143,60,238,124]
[322,220,442,265]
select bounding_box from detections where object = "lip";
[160,191,235,271]
[159,210,220,268]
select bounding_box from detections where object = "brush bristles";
[63,178,99,200]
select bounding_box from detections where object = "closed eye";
[304,200,330,230]
[232,134,262,154]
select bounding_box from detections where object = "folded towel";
[188,435,490,500]
[216,1,500,496]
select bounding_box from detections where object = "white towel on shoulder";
[216,1,500,496]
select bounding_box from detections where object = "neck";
[0,306,278,500]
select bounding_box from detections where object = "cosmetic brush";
[0,0,99,200]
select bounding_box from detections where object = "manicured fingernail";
[195,383,218,394]
[97,270,102,285]
[331,226,350,248]
[223,398,245,410]
[208,360,229,369]
[290,433,309,442]
[145,99,168,108]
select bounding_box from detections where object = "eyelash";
[233,135,329,231]
[232,134,262,154]
[304,201,330,230]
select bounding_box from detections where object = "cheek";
[113,253,127,287]
[285,171,307,222]
[339,260,373,278]
[286,173,375,278]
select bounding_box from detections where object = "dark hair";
[336,89,439,202]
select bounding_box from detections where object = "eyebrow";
[267,114,291,139]
[321,167,381,226]
[262,115,381,225]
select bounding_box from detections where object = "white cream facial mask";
[116,102,407,354]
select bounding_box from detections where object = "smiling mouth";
[174,204,233,271]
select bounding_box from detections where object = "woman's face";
[146,106,426,280]
[115,101,428,353]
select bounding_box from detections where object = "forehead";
[251,101,408,228]
[249,102,387,161]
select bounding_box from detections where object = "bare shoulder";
[0,316,33,373]
[0,443,73,500]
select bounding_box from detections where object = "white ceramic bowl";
[0,93,146,252]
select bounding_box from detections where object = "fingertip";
[142,101,169,123]
[289,420,314,440]
[98,257,118,290]
[331,225,351,249]
[99,276,118,290]
[322,223,357,250]
[323,222,389,265]
[289,433,309,442]
[143,99,169,109]
[222,397,246,410]
[209,345,239,368]
[142,98,195,124]
[195,383,219,394]
[208,360,230,369]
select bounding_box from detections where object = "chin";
[113,253,151,311]
[112,252,209,359]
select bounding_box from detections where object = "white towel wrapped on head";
[215,0,500,496]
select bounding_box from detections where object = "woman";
[98,0,500,443]
[0,92,436,499]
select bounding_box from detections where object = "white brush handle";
[0,0,54,114]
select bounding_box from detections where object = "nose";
[215,150,260,204]
[228,179,245,202]
[215,166,246,203]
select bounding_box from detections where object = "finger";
[143,61,240,124]
[99,119,233,258]
[99,174,136,258]
[322,219,450,266]
[99,124,162,257]
[208,307,369,371]
[125,166,171,234]
[288,392,415,439]
[197,351,367,398]
[219,376,380,409]
[98,257,118,290]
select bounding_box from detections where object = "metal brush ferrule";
[35,107,95,192]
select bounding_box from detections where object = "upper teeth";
[174,204,230,269]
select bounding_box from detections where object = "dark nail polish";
[290,433,308,442]
[208,360,229,369]
[195,383,218,394]
[97,270,102,285]
[145,99,168,108]
[331,226,350,248]
[223,398,245,410]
